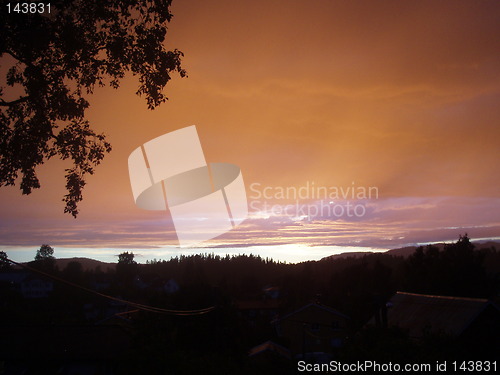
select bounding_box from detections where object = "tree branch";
[0,96,31,107]
[2,49,30,66]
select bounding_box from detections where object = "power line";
[5,257,215,316]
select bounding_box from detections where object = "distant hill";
[322,246,419,261]
[55,257,115,272]
[323,240,499,261]
[385,245,418,257]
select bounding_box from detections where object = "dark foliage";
[404,234,494,297]
[0,250,11,270]
[0,0,186,216]
[32,243,56,272]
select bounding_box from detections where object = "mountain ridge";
[321,240,499,261]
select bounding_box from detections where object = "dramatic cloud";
[1,0,499,262]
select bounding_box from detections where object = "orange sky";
[1,0,499,262]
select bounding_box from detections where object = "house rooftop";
[375,291,497,338]
[248,340,291,359]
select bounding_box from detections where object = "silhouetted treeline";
[0,235,499,373]
[110,235,498,326]
[5,235,498,327]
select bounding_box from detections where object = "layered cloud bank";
[1,0,499,262]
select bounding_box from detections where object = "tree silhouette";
[33,244,56,272]
[0,0,186,217]
[35,244,55,261]
[117,251,138,284]
[0,251,11,270]
[118,251,137,266]
[404,234,491,297]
